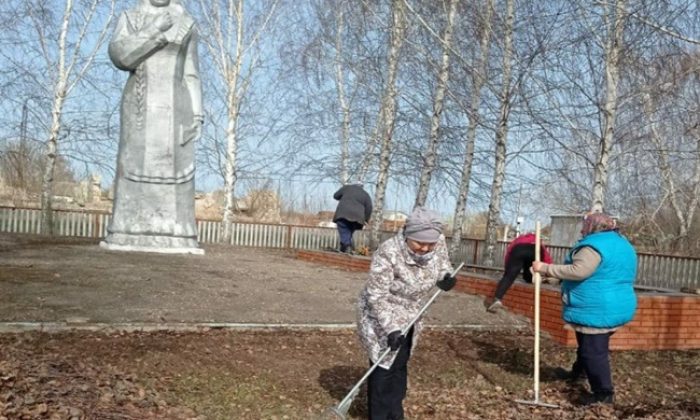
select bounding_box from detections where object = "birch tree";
[483,0,515,266]
[29,0,116,234]
[644,94,700,248]
[333,5,352,185]
[413,0,457,207]
[636,48,700,251]
[450,0,493,253]
[195,0,278,242]
[308,0,356,184]
[591,0,627,213]
[369,0,407,249]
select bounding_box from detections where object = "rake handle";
[534,222,541,401]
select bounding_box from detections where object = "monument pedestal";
[100,232,204,255]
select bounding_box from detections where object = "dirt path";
[0,234,524,328]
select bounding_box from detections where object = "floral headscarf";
[581,212,617,236]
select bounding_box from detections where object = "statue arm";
[184,30,203,121]
[108,13,168,71]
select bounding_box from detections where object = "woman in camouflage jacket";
[356,207,457,420]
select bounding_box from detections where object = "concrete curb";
[0,322,526,334]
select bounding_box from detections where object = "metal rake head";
[322,406,348,419]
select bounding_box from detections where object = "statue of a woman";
[101,0,204,254]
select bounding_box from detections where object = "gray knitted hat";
[404,207,443,243]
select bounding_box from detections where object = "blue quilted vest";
[561,231,637,328]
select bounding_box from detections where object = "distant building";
[382,210,408,231]
[549,214,583,247]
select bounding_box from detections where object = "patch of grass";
[164,372,288,419]
[161,368,328,419]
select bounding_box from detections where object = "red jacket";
[504,233,553,265]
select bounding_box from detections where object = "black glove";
[387,330,405,351]
[436,272,456,291]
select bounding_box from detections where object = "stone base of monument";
[100,233,205,255]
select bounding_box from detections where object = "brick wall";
[296,250,700,350]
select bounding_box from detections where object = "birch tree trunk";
[644,92,700,247]
[41,70,68,235]
[591,0,627,213]
[222,0,245,243]
[39,0,115,235]
[369,0,407,250]
[196,0,278,242]
[414,0,457,207]
[643,93,687,238]
[483,0,514,267]
[357,110,383,184]
[689,137,700,241]
[450,0,493,254]
[334,8,351,185]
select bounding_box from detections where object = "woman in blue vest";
[532,212,637,405]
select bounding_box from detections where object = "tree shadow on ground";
[318,365,368,419]
[464,335,593,406]
[470,335,582,382]
[467,335,535,377]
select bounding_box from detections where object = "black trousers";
[336,218,363,251]
[494,244,535,300]
[574,331,614,396]
[367,327,414,420]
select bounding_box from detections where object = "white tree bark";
[689,137,700,239]
[414,0,457,207]
[591,0,627,213]
[369,0,407,249]
[222,0,245,243]
[334,8,351,185]
[643,93,687,237]
[39,0,115,235]
[357,110,383,185]
[644,92,700,246]
[483,0,514,267]
[197,0,278,242]
[450,0,493,254]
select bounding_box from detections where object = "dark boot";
[553,366,586,384]
[582,391,615,405]
[339,243,348,253]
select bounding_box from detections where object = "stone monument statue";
[101,0,204,254]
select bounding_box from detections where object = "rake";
[515,221,559,408]
[324,262,465,419]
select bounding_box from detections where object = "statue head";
[136,0,188,16]
[138,0,179,7]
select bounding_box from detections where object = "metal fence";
[1,206,698,290]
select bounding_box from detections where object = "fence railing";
[1,206,697,290]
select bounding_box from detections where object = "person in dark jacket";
[532,212,637,405]
[332,183,372,253]
[486,232,553,312]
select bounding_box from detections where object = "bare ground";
[0,234,699,419]
[0,234,522,327]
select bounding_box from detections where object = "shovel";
[324,261,465,419]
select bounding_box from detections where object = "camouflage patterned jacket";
[356,232,452,369]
